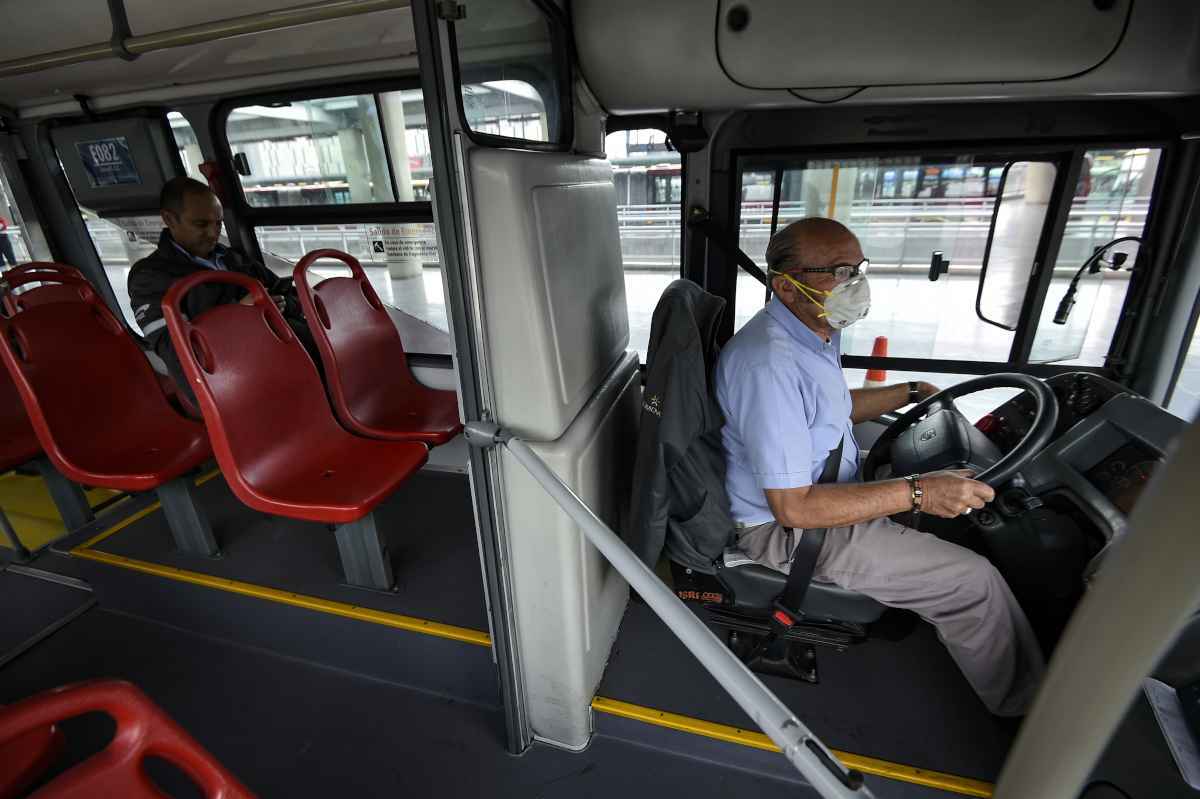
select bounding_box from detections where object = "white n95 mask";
[778,272,871,329]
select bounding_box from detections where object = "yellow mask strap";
[777,272,832,318]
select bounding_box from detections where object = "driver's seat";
[628,280,886,681]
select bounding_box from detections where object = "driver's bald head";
[765,217,859,273]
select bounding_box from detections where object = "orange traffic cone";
[863,336,888,387]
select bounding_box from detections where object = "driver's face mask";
[776,271,872,330]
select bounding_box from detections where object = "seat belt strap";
[687,209,771,287]
[777,436,844,620]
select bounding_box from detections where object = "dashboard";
[978,372,1185,549]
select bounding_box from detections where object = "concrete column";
[183,144,203,180]
[337,128,371,204]
[379,92,414,202]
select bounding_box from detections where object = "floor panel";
[597,601,1015,784]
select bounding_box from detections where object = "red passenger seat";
[0,264,91,317]
[0,284,211,493]
[0,680,254,799]
[294,249,461,445]
[163,271,429,588]
[0,365,40,476]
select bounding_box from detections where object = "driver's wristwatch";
[907,381,921,404]
[905,474,923,531]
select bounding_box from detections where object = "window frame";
[213,78,434,226]
[725,137,1171,381]
[214,81,452,364]
[447,0,575,153]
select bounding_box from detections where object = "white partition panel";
[469,150,629,441]
[498,353,639,748]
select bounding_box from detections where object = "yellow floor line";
[591,697,994,798]
[73,469,222,551]
[71,548,492,647]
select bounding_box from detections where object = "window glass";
[0,155,33,267]
[842,368,1024,423]
[167,112,205,182]
[606,129,682,359]
[1029,148,1160,365]
[1167,321,1200,422]
[227,92,432,207]
[735,155,1050,365]
[79,213,181,329]
[253,222,451,355]
[453,0,564,145]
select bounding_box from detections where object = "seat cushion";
[717,561,886,625]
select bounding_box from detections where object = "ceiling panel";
[0,7,417,109]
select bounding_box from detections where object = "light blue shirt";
[172,239,227,271]
[715,296,860,526]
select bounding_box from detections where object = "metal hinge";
[436,1,466,20]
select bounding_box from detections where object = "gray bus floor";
[0,607,819,799]
[80,470,488,632]
[597,599,1016,784]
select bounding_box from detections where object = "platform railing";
[463,421,873,799]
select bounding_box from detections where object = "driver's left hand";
[916,381,940,401]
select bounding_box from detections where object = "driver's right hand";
[921,469,995,518]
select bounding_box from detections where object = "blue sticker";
[76,137,142,188]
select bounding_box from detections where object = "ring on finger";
[963,507,972,516]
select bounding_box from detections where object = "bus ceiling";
[573,0,1200,114]
[0,0,420,117]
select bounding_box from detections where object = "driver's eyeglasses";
[791,258,870,282]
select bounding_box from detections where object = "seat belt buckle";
[770,601,798,633]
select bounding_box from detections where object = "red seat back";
[0,680,254,799]
[162,270,349,490]
[293,249,460,443]
[0,364,40,473]
[0,284,205,487]
[1,263,92,316]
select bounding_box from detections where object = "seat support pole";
[156,477,219,557]
[0,507,31,562]
[333,514,394,590]
[33,458,94,531]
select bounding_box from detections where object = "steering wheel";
[862,373,1058,489]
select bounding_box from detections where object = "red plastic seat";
[162,270,428,523]
[0,717,63,799]
[0,680,254,799]
[294,249,461,445]
[0,264,92,317]
[0,283,211,493]
[0,366,40,475]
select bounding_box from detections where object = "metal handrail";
[463,421,873,798]
[0,0,407,80]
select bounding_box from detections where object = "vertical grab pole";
[464,422,871,799]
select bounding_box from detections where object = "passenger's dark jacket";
[128,230,311,403]
[627,279,735,573]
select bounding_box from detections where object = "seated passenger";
[129,177,319,403]
[716,217,1045,717]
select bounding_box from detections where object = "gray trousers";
[737,516,1045,717]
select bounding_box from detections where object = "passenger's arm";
[849,381,938,424]
[764,469,994,529]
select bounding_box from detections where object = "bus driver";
[715,217,1045,717]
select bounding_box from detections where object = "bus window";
[226,93,419,207]
[167,112,205,183]
[606,128,681,358]
[1029,147,1161,365]
[78,212,227,330]
[0,155,34,267]
[451,0,569,148]
[253,222,447,335]
[734,153,1037,369]
[1168,323,1200,422]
